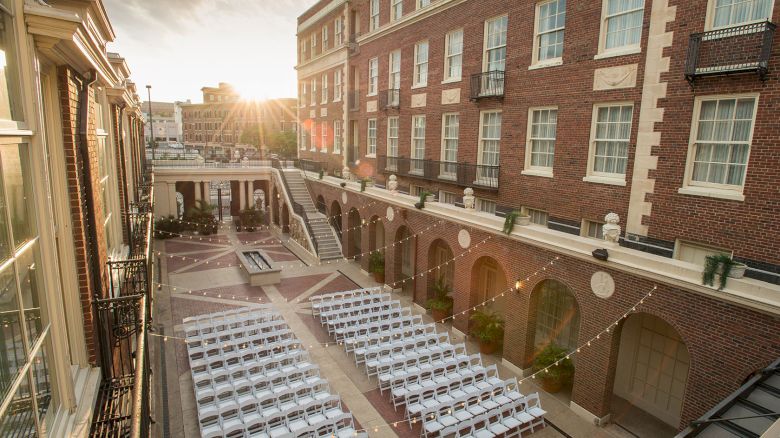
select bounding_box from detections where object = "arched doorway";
[393,226,415,294]
[347,208,361,260]
[470,256,508,315]
[271,187,280,225]
[329,201,342,240]
[613,313,690,429]
[368,216,384,252]
[175,192,184,219]
[281,203,290,233]
[316,195,327,214]
[427,239,454,300]
[530,279,581,353]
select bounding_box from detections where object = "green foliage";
[426,276,453,312]
[185,200,218,235]
[239,124,263,148]
[239,207,264,231]
[415,191,430,210]
[469,309,505,343]
[533,344,575,385]
[268,131,297,157]
[153,215,181,239]
[360,179,367,192]
[502,211,520,234]
[369,251,385,274]
[703,253,735,291]
[318,169,324,180]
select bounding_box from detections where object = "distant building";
[180,83,297,160]
[142,100,184,146]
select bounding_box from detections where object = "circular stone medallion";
[341,192,348,205]
[590,271,615,299]
[458,230,471,249]
[386,207,395,222]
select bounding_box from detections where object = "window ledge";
[365,154,376,158]
[441,77,462,85]
[594,46,642,60]
[677,186,745,202]
[333,98,342,103]
[333,150,342,154]
[309,148,317,152]
[521,169,554,178]
[367,93,378,98]
[411,83,428,90]
[582,175,627,186]
[528,59,563,70]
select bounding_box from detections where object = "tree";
[268,131,297,158]
[239,124,263,149]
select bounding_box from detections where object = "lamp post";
[146,85,155,160]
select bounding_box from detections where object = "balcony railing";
[470,71,505,100]
[377,155,500,190]
[686,21,776,83]
[379,89,400,109]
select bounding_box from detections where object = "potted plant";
[186,200,218,236]
[703,253,747,290]
[414,191,430,209]
[340,182,347,188]
[426,276,453,321]
[470,309,505,355]
[240,207,263,232]
[369,251,385,283]
[532,344,574,393]
[502,210,531,234]
[318,169,325,180]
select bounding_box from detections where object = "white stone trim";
[297,0,346,34]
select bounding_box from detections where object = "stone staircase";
[281,169,343,260]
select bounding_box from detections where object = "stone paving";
[151,226,635,438]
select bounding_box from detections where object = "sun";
[235,83,271,101]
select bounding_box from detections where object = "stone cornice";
[296,46,348,78]
[297,0,346,34]
[357,0,469,46]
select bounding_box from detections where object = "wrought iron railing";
[470,70,505,100]
[686,21,776,83]
[377,155,500,190]
[379,89,400,109]
[299,159,323,173]
[271,159,319,254]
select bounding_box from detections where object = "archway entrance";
[394,226,415,295]
[531,280,581,353]
[329,201,342,240]
[347,208,361,260]
[470,256,508,315]
[368,216,385,252]
[612,313,690,432]
[427,239,454,300]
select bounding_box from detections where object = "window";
[418,0,432,8]
[334,70,343,101]
[685,95,757,191]
[413,41,429,87]
[367,119,377,156]
[389,50,401,90]
[310,79,317,106]
[410,185,425,197]
[95,101,113,247]
[370,0,380,31]
[321,73,328,104]
[300,128,308,150]
[439,191,458,205]
[444,29,464,81]
[534,0,566,64]
[588,104,633,179]
[478,111,502,180]
[387,116,399,170]
[524,207,549,226]
[368,58,378,95]
[391,0,403,21]
[583,220,604,239]
[335,17,344,45]
[322,25,329,50]
[710,0,773,29]
[477,198,497,214]
[600,0,644,53]
[321,123,328,152]
[411,115,426,174]
[310,123,318,151]
[440,113,459,178]
[525,108,557,173]
[484,15,508,72]
[675,241,730,266]
[311,33,317,52]
[334,120,342,153]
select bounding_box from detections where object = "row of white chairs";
[345,322,436,354]
[185,310,281,338]
[183,305,274,325]
[190,338,303,380]
[326,307,411,338]
[309,287,380,315]
[370,344,470,379]
[194,358,317,401]
[383,355,485,395]
[336,314,424,343]
[188,328,296,366]
[361,332,453,369]
[407,378,518,427]
[322,301,404,330]
[313,293,391,318]
[187,318,290,346]
[392,365,502,412]
[428,393,546,438]
[193,346,310,392]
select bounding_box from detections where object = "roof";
[676,357,780,437]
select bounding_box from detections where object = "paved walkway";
[150,226,635,438]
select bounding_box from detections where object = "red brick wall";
[299,62,347,172]
[57,66,111,364]
[308,182,780,430]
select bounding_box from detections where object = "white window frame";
[410,115,426,175]
[367,118,377,156]
[477,198,497,214]
[477,110,502,183]
[678,93,758,202]
[387,116,399,158]
[582,219,605,240]
[311,33,317,51]
[370,0,380,31]
[413,41,429,88]
[389,50,401,90]
[335,17,344,45]
[321,73,328,104]
[391,0,403,21]
[523,106,557,177]
[310,122,318,151]
[674,240,731,266]
[334,70,343,102]
[333,120,342,153]
[584,102,633,186]
[482,15,508,73]
[596,0,645,58]
[368,58,379,96]
[322,25,329,50]
[440,113,460,179]
[443,29,464,82]
[439,190,458,205]
[531,0,566,68]
[418,0,432,9]
[321,122,328,152]
[705,0,775,31]
[310,78,317,106]
[523,207,549,226]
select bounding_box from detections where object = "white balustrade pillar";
[239,180,246,210]
[248,180,255,208]
[167,182,176,216]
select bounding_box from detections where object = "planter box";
[514,215,531,227]
[729,262,748,279]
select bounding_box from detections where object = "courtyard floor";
[149,226,663,438]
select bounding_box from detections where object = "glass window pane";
[32,338,52,426]
[0,266,24,402]
[18,246,44,346]
[1,145,35,249]
[0,375,37,436]
[0,9,21,122]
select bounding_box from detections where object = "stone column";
[194,180,201,202]
[248,180,255,209]
[167,182,176,216]
[239,180,246,210]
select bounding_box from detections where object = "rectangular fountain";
[236,249,281,286]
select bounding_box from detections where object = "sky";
[103,0,318,103]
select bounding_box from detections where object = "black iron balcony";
[377,155,499,190]
[379,89,400,109]
[686,21,776,83]
[470,70,505,100]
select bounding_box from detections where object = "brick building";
[181,82,298,160]
[297,0,780,433]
